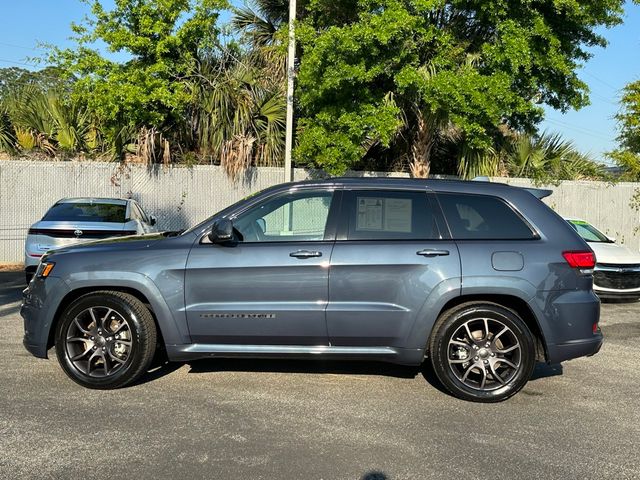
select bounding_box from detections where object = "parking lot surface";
[1,271,639,480]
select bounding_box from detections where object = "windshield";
[568,220,611,243]
[43,202,127,223]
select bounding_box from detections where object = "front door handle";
[416,249,450,257]
[289,250,323,259]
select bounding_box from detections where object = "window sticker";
[384,198,412,232]
[356,197,412,232]
[357,197,384,230]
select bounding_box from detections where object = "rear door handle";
[289,250,323,259]
[416,249,450,257]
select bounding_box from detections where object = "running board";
[165,343,420,363]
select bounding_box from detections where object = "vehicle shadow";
[135,356,563,394]
[134,354,455,394]
[530,362,563,381]
[361,472,389,480]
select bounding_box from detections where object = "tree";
[501,131,605,183]
[608,80,640,180]
[49,0,226,158]
[294,0,625,175]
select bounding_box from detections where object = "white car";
[25,198,158,283]
[565,217,640,300]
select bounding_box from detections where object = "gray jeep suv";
[21,178,602,402]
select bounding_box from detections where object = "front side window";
[345,190,439,240]
[437,193,536,240]
[233,190,334,242]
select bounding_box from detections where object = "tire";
[429,302,536,403]
[25,272,33,284]
[55,291,157,389]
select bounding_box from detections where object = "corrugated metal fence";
[1,160,639,262]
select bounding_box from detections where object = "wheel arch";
[429,294,548,362]
[46,283,187,352]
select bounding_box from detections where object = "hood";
[45,232,176,256]
[589,241,640,265]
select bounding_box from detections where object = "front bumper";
[594,289,640,300]
[21,276,70,358]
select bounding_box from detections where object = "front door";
[184,188,339,345]
[327,189,461,347]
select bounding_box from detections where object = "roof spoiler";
[471,177,552,199]
[523,187,553,199]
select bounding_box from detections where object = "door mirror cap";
[149,215,157,226]
[209,219,234,243]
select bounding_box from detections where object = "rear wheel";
[55,291,157,389]
[429,302,536,402]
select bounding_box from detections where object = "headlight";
[35,261,55,278]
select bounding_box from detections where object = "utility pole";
[284,0,296,183]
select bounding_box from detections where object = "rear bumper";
[546,335,603,364]
[529,289,603,364]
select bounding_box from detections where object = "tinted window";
[346,190,439,240]
[234,190,334,242]
[568,220,609,243]
[42,202,127,223]
[438,193,535,240]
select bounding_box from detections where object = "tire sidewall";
[55,293,148,389]
[432,304,536,402]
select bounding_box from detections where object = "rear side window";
[345,190,439,240]
[42,203,127,223]
[437,193,536,240]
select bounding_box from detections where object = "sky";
[0,0,638,163]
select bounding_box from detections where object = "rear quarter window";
[437,193,536,240]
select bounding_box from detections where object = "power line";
[0,58,42,68]
[0,41,43,52]
[582,71,620,92]
[544,118,613,142]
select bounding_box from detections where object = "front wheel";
[429,302,536,402]
[55,291,157,389]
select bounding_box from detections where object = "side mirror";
[149,215,157,226]
[208,219,234,243]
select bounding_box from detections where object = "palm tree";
[192,53,286,180]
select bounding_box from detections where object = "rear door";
[327,188,461,347]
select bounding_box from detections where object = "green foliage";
[49,0,227,154]
[0,80,99,157]
[608,149,640,181]
[614,80,640,154]
[193,54,286,179]
[499,131,605,183]
[0,109,16,154]
[609,80,640,180]
[294,0,625,175]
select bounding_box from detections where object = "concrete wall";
[1,160,638,262]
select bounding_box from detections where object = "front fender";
[62,271,190,346]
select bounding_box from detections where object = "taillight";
[562,251,595,269]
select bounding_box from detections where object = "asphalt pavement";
[1,271,639,480]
